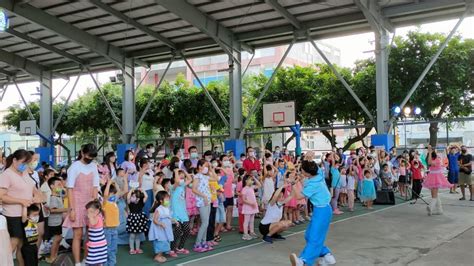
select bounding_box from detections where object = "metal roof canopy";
[0,0,470,85]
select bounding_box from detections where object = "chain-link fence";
[2,117,473,166]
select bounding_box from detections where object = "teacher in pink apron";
[63,144,100,265]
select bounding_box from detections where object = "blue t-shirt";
[170,182,189,222]
[447,153,460,172]
[302,170,331,207]
[330,166,342,189]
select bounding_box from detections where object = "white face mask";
[212,162,218,168]
[202,167,209,174]
[205,156,212,162]
[148,148,155,154]
[223,161,232,168]
[29,215,40,223]
[249,152,255,157]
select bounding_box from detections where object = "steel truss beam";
[265,0,301,29]
[86,68,123,134]
[89,0,176,50]
[13,80,36,121]
[52,74,80,133]
[135,56,175,135]
[387,8,470,129]
[0,0,148,69]
[0,48,67,80]
[155,0,253,57]
[354,0,394,33]
[307,34,375,123]
[239,38,296,139]
[181,52,230,128]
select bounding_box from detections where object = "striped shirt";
[85,215,108,265]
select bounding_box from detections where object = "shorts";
[153,240,170,254]
[216,204,226,223]
[5,216,26,239]
[224,197,234,208]
[447,171,459,184]
[48,225,63,238]
[398,175,408,184]
[258,223,270,237]
[459,172,472,185]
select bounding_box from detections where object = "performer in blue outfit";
[290,151,336,266]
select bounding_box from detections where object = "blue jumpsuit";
[300,170,333,265]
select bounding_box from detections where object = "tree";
[357,31,474,146]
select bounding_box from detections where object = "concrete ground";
[178,190,474,266]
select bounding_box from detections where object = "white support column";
[122,58,135,144]
[229,42,242,139]
[375,30,390,133]
[40,71,53,147]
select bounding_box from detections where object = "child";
[169,169,192,256]
[214,169,227,240]
[21,205,40,266]
[126,188,149,254]
[360,169,377,210]
[347,166,357,212]
[283,171,297,224]
[102,177,127,266]
[380,163,394,190]
[330,156,343,215]
[148,191,174,263]
[398,159,410,197]
[235,168,245,234]
[0,207,14,266]
[339,168,348,208]
[46,177,68,264]
[262,164,276,212]
[85,200,108,265]
[241,174,261,240]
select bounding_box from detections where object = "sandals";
[154,255,167,263]
[214,235,222,242]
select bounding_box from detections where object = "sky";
[1,17,473,110]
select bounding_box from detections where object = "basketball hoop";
[19,120,37,136]
[263,101,295,128]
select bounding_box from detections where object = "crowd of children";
[1,142,466,266]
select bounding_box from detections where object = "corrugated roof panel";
[102,30,147,42]
[221,10,282,28]
[171,33,209,43]
[231,18,289,33]
[112,0,159,12]
[122,42,163,52]
[110,36,156,47]
[209,3,272,21]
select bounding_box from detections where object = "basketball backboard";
[263,101,296,127]
[19,120,37,136]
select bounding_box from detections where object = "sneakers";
[262,235,273,244]
[202,243,213,252]
[249,232,258,239]
[272,234,286,241]
[289,253,304,266]
[168,250,178,258]
[176,248,190,254]
[317,253,336,265]
[426,205,432,216]
[242,234,252,240]
[193,244,206,253]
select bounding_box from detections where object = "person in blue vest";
[290,151,336,266]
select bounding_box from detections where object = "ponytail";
[5,149,31,169]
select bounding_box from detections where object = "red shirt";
[411,164,424,180]
[243,158,261,174]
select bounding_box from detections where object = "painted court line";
[177,199,417,266]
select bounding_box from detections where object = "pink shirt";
[223,168,234,198]
[0,168,35,217]
[241,186,259,215]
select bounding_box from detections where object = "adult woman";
[192,160,218,252]
[121,150,137,186]
[104,151,118,180]
[0,149,38,266]
[138,158,154,217]
[424,145,452,215]
[62,144,100,265]
[290,152,335,266]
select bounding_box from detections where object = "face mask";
[130,195,138,203]
[54,188,62,194]
[249,152,255,157]
[202,167,209,174]
[17,163,27,172]
[129,155,135,161]
[148,148,155,154]
[275,149,280,153]
[212,162,218,168]
[174,162,180,168]
[108,195,116,202]
[83,158,93,164]
[190,152,198,159]
[29,215,39,223]
[162,200,170,207]
[223,161,231,168]
[205,156,212,162]
[28,161,38,170]
[179,179,185,186]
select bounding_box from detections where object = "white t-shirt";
[261,202,283,225]
[66,160,100,188]
[347,175,356,190]
[262,177,275,202]
[141,174,154,191]
[30,171,40,188]
[40,182,52,205]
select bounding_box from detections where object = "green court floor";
[37,194,409,265]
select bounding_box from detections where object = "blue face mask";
[17,163,27,172]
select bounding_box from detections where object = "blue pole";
[290,123,302,157]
